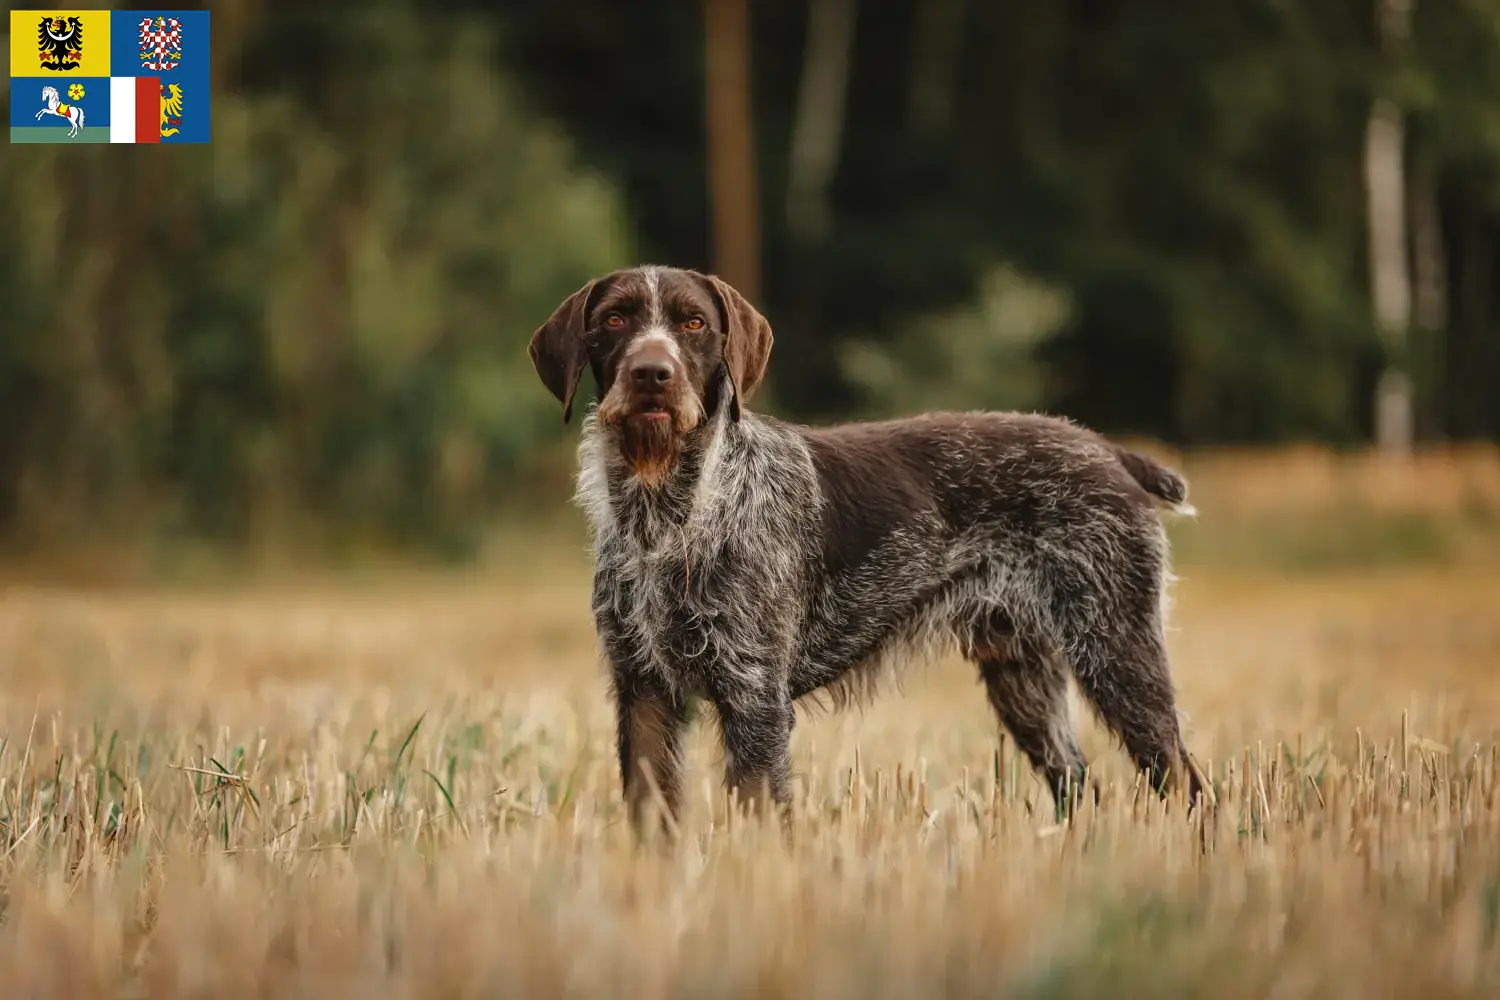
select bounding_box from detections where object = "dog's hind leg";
[970,619,1092,819]
[1050,559,1207,809]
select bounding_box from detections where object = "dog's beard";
[597,389,702,489]
[619,415,682,488]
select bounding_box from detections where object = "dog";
[528,265,1208,832]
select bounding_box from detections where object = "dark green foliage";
[501,0,1500,442]
[0,4,631,549]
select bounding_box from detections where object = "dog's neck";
[576,391,740,548]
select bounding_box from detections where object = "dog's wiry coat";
[532,265,1205,830]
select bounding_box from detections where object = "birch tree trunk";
[786,0,857,244]
[704,0,761,301]
[1365,0,1415,453]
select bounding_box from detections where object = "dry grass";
[1,451,1499,998]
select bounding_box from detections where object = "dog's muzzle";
[625,341,679,422]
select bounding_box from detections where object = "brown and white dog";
[528,265,1207,832]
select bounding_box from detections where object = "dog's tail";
[1110,444,1196,517]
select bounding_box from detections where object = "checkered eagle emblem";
[137,16,182,72]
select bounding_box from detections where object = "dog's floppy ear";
[528,278,601,424]
[697,273,773,422]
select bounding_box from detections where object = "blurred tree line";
[2,0,1498,552]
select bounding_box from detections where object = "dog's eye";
[684,317,705,331]
[603,313,625,330]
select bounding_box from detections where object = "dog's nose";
[631,358,675,386]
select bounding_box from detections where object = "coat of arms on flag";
[137,16,181,72]
[36,16,85,71]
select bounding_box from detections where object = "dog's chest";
[599,532,733,692]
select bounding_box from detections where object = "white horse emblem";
[36,85,85,138]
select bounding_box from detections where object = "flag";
[9,9,210,144]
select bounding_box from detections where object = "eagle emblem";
[138,16,183,72]
[160,82,184,138]
[36,15,84,71]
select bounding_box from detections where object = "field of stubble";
[0,450,1499,999]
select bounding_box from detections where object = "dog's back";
[795,409,1191,534]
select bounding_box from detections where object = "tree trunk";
[786,0,858,244]
[1365,0,1414,453]
[704,0,761,302]
[907,0,965,136]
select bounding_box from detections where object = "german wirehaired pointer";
[528,265,1207,830]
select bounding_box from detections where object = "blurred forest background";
[2,0,1499,565]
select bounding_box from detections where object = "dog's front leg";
[707,671,794,828]
[612,670,690,840]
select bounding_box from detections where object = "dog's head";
[527,266,773,485]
